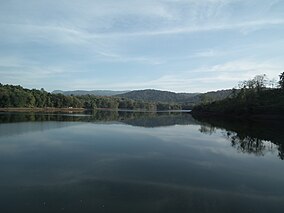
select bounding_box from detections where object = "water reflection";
[0,111,196,137]
[0,112,284,212]
[193,114,284,160]
[1,111,284,160]
[0,110,196,127]
[226,131,277,157]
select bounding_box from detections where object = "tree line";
[192,72,284,116]
[0,83,182,111]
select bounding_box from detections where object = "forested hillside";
[0,84,181,111]
[0,83,235,111]
[116,89,198,103]
[117,89,232,105]
[193,89,284,116]
[192,73,284,117]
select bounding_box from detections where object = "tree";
[254,74,268,92]
[200,94,213,104]
[268,78,277,89]
[238,74,268,97]
[279,72,284,90]
[240,75,267,90]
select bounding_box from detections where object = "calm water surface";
[0,111,283,213]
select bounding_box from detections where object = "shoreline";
[0,108,191,113]
[0,108,86,113]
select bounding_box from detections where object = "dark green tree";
[279,72,284,89]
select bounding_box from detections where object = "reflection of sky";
[0,121,81,137]
[0,122,283,195]
[0,122,284,212]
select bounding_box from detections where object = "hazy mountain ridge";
[52,90,130,96]
[186,89,233,104]
[52,89,232,105]
[116,89,199,103]
[116,89,232,104]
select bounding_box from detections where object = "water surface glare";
[0,111,283,213]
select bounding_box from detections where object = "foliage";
[279,72,284,90]
[192,73,284,116]
[238,74,268,92]
[117,89,232,106]
[0,84,181,110]
[117,89,198,103]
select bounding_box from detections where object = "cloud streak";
[75,59,282,92]
[0,0,284,92]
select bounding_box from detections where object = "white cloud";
[190,49,225,58]
[198,60,283,77]
[96,59,283,92]
[0,0,284,91]
[96,19,284,37]
[0,56,75,89]
[1,56,282,93]
[1,0,283,43]
[96,51,164,64]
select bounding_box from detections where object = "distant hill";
[116,89,232,104]
[186,89,233,105]
[1,84,180,111]
[52,88,233,105]
[52,90,129,96]
[116,89,199,103]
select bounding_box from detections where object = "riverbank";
[0,108,86,113]
[0,107,191,113]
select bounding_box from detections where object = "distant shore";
[0,108,191,113]
[0,108,86,113]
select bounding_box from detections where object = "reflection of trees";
[193,114,284,160]
[225,131,277,157]
[0,111,196,128]
[199,125,216,135]
[279,148,284,160]
[122,112,195,127]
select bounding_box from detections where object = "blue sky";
[0,0,284,92]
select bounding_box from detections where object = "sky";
[0,0,284,93]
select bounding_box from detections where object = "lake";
[0,111,283,213]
